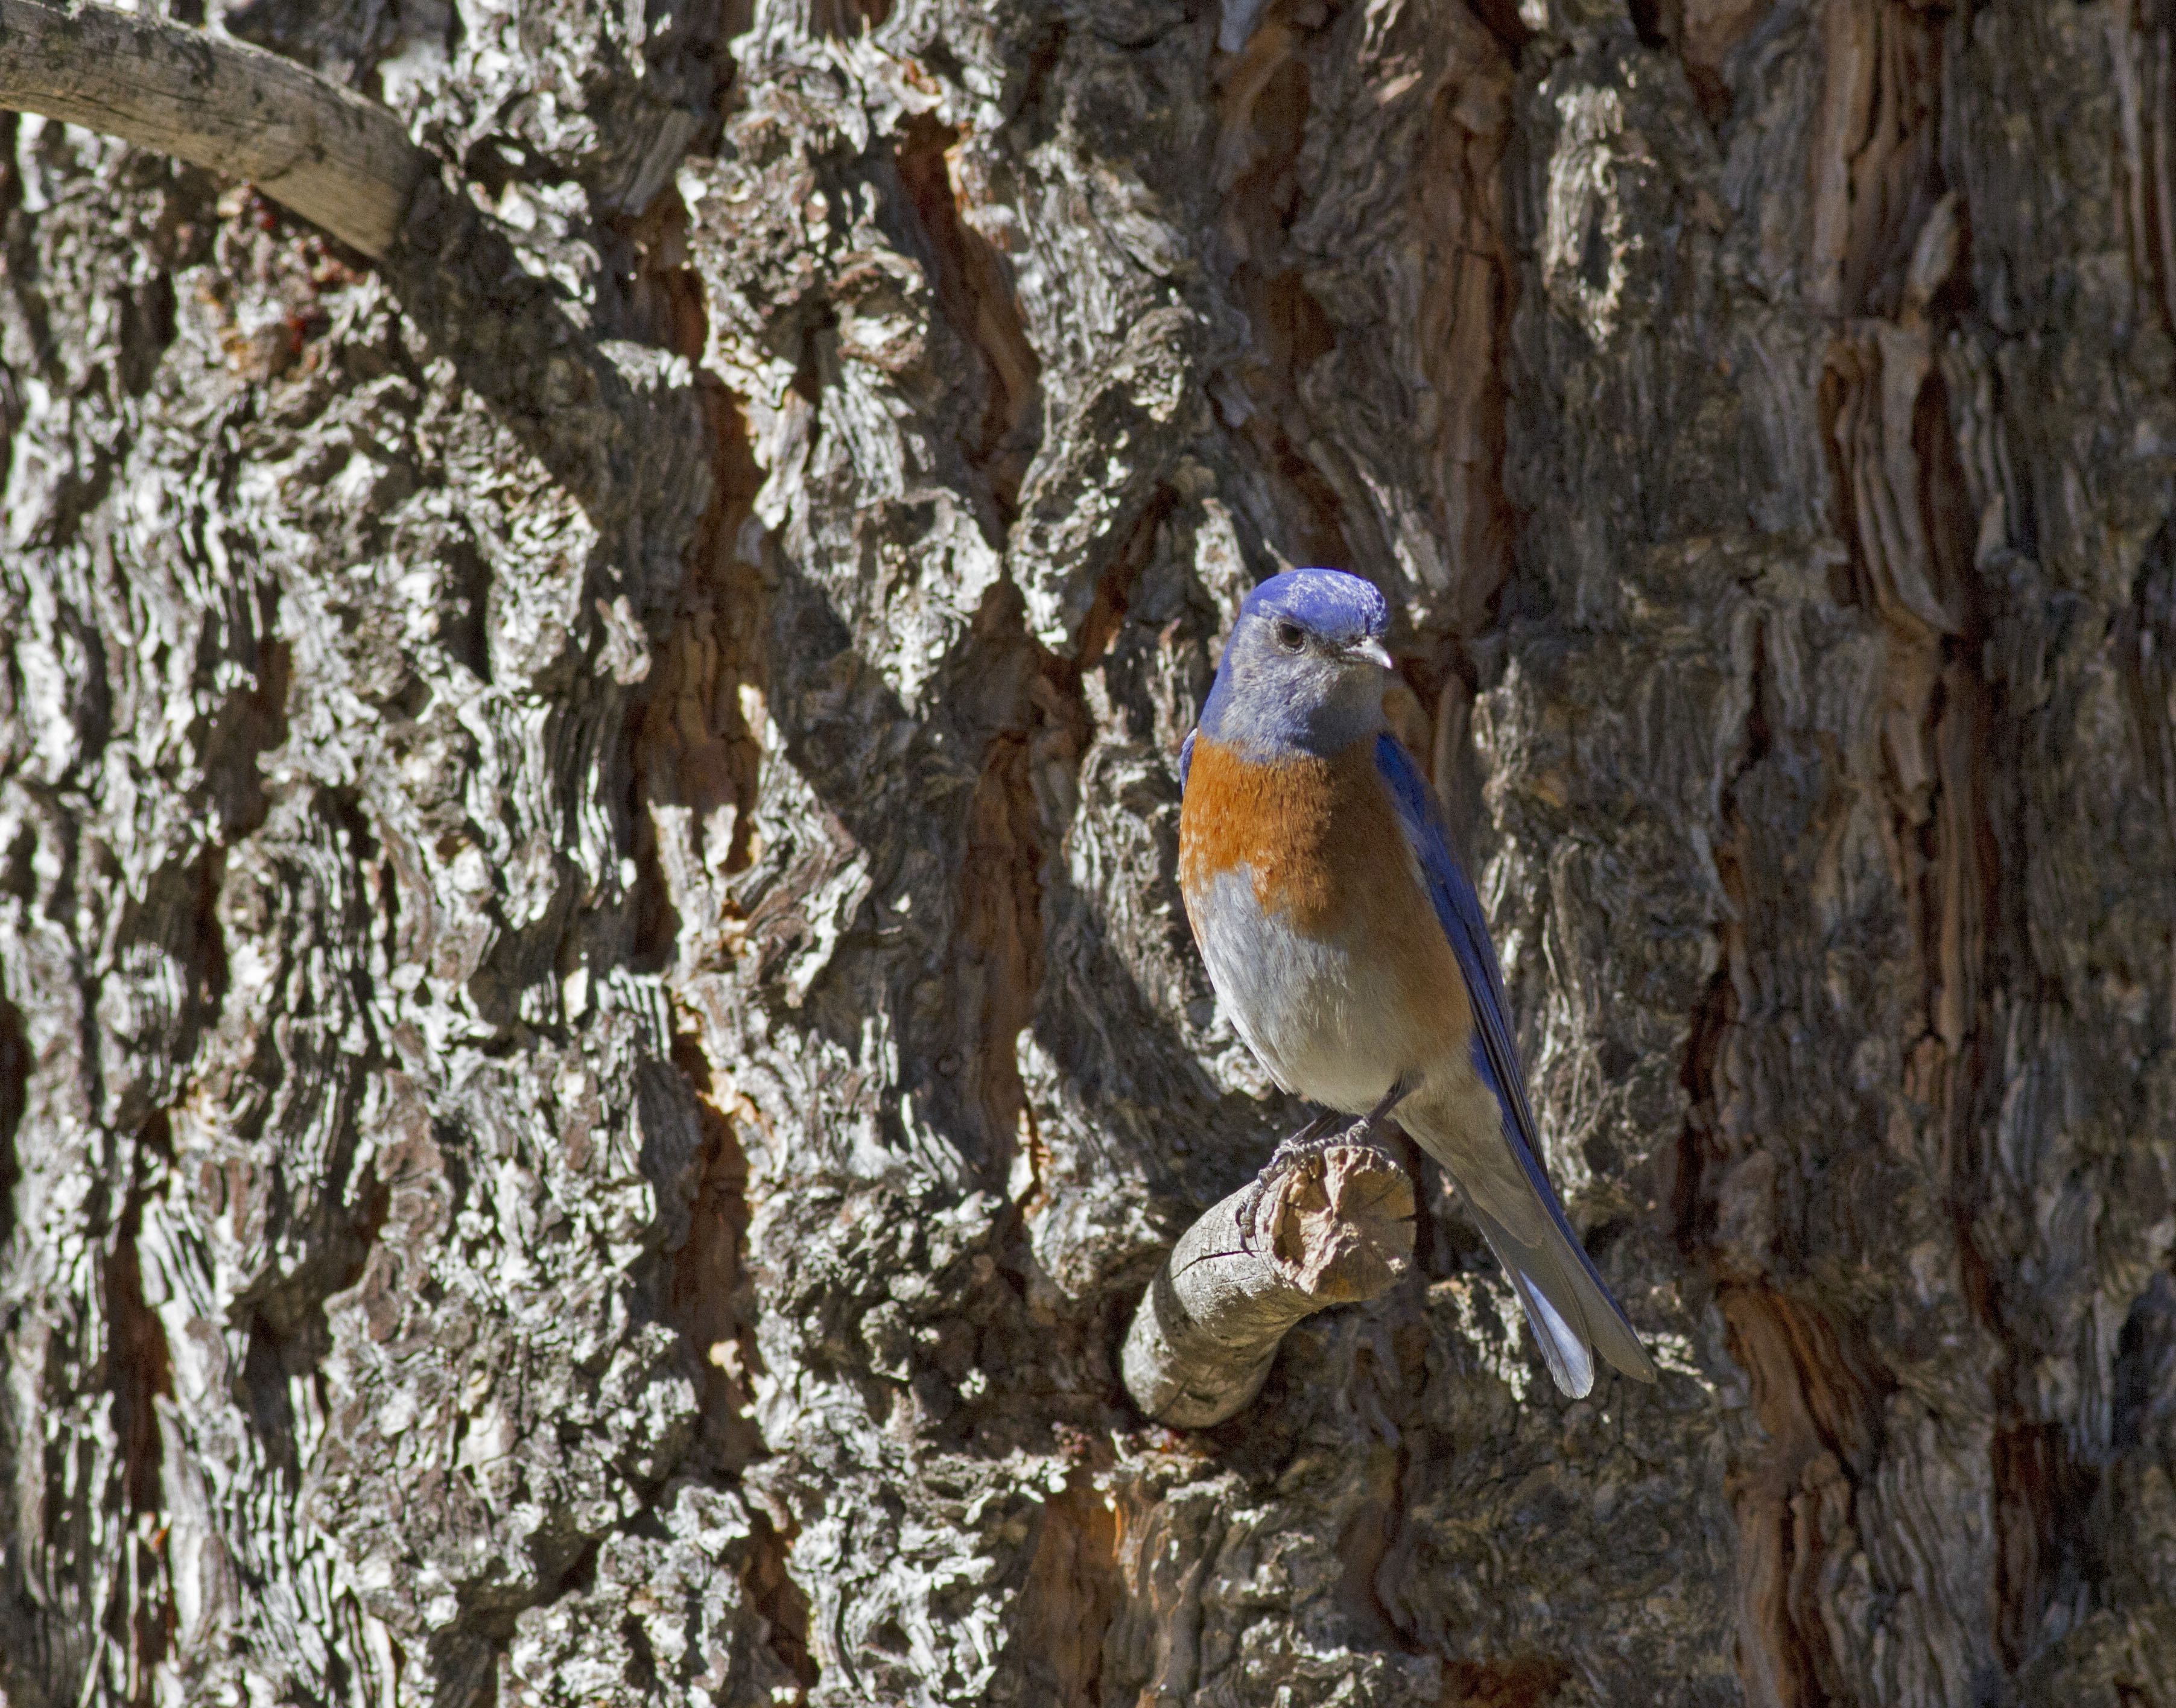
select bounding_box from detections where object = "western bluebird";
[1178,568,1657,1397]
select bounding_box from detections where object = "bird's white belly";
[1191,867,1417,1115]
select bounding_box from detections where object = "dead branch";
[0,0,709,541]
[0,0,425,257]
[1122,1130,1415,1429]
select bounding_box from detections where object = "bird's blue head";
[1199,568,1394,759]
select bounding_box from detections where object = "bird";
[1177,566,1658,1397]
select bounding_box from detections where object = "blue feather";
[1372,733,1639,1341]
[1371,733,1537,1142]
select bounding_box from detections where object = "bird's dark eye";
[1272,619,1305,654]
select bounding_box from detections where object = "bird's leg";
[1266,1079,1415,1174]
[1240,1077,1415,1251]
[1265,1107,1340,1165]
[1358,1073,1415,1138]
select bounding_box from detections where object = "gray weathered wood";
[1123,1135,1413,1428]
[0,0,422,255]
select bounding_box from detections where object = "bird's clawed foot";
[1240,1077,1414,1252]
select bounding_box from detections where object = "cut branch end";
[1122,1127,1414,1429]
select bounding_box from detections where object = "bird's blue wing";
[1374,732,1578,1219]
[1178,728,1197,790]
[1375,733,1657,1390]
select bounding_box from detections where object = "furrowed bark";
[1123,1133,1415,1429]
[7,0,2176,1703]
[1,0,710,550]
[0,0,423,257]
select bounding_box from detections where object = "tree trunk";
[4,0,2174,1701]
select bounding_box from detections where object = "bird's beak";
[1353,637,1394,672]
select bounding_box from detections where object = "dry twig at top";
[0,0,425,257]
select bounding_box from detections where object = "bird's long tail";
[1461,1197,1655,1399]
[1404,1093,1658,1399]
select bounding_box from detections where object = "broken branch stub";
[1123,1132,1415,1429]
[0,0,426,258]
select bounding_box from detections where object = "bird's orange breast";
[1181,739,1339,930]
[1179,734,1477,1089]
[1179,739,1446,945]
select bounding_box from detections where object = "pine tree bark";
[4,0,2175,1703]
